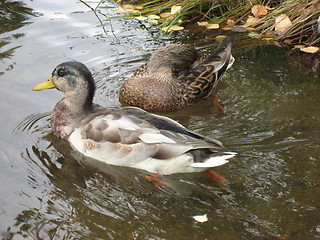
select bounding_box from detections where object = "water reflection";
[0,1,37,34]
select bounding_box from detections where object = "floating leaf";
[207,23,219,29]
[162,25,184,31]
[193,214,208,223]
[171,5,181,15]
[251,5,268,18]
[50,12,68,20]
[160,12,171,18]
[275,14,292,33]
[135,16,148,21]
[300,46,319,53]
[248,32,261,38]
[197,21,209,26]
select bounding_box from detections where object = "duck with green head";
[120,36,235,112]
[33,61,236,186]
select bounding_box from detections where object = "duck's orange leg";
[212,93,226,113]
[204,170,228,184]
[145,173,169,188]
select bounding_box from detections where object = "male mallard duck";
[120,36,235,112]
[33,61,236,186]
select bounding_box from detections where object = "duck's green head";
[32,61,95,98]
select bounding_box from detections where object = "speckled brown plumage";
[120,36,234,112]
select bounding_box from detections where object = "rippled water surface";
[1,1,320,239]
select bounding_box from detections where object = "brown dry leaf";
[160,12,171,18]
[300,46,319,53]
[294,45,305,49]
[227,19,235,26]
[171,5,181,15]
[222,25,232,30]
[275,14,292,33]
[251,5,268,18]
[162,25,184,31]
[197,21,209,27]
[207,23,219,29]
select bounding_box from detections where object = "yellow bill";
[32,76,56,91]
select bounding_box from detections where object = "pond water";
[1,0,320,239]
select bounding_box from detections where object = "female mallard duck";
[33,61,236,185]
[120,36,234,112]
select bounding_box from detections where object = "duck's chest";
[51,104,76,141]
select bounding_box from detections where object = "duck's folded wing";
[120,107,223,149]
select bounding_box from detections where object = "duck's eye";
[57,68,67,77]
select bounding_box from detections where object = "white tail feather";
[190,152,236,168]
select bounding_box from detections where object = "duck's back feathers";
[178,36,234,103]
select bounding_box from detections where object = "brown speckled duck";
[32,61,236,186]
[120,36,234,112]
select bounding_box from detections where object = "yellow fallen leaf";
[135,16,148,21]
[251,5,268,18]
[262,37,274,41]
[275,14,292,33]
[193,214,208,223]
[248,32,261,38]
[171,5,181,15]
[133,5,143,10]
[244,16,259,26]
[197,21,209,26]
[162,25,184,31]
[160,12,171,18]
[148,14,160,20]
[215,35,227,42]
[300,46,319,53]
[207,23,219,29]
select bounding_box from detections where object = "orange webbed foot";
[145,173,170,188]
[204,169,228,184]
[212,93,226,113]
